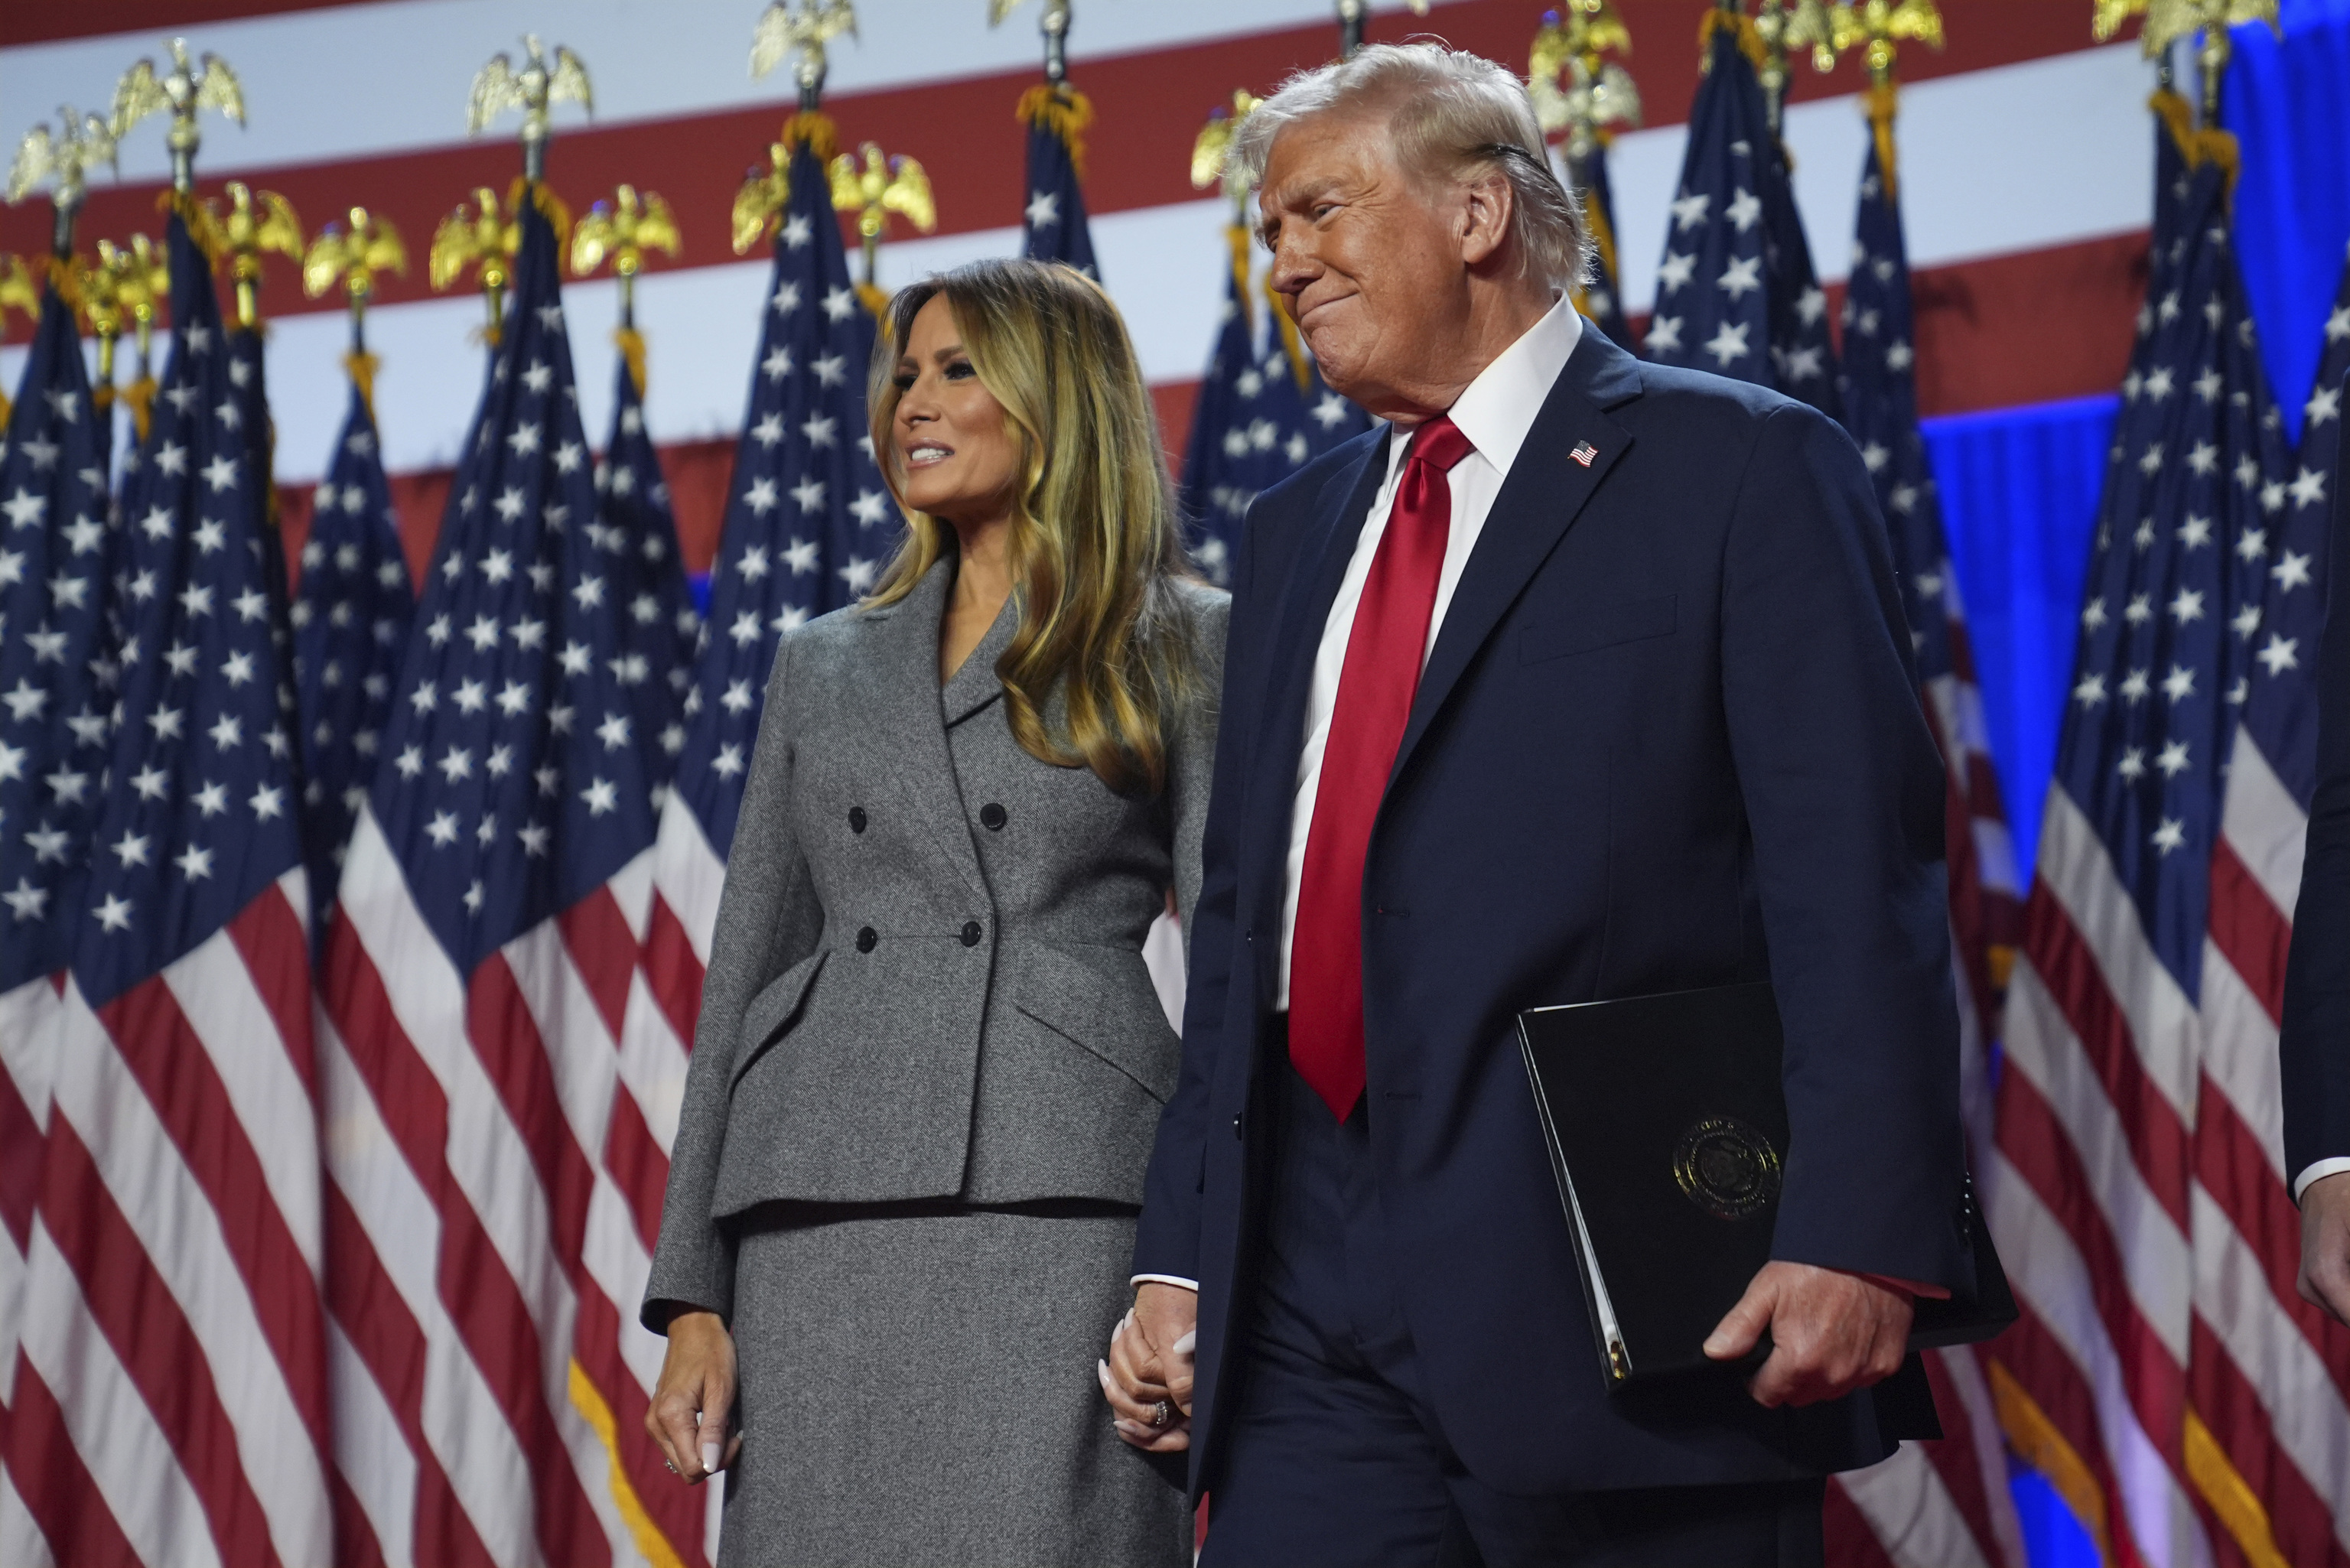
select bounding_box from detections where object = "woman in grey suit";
[642,258,1226,1566]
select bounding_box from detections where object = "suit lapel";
[864,559,989,899]
[1389,330,1645,786]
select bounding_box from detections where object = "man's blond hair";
[1235,41,1593,294]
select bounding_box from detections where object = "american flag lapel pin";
[1570,441,1598,467]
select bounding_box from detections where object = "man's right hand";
[2300,1172,2350,1327]
[646,1308,741,1485]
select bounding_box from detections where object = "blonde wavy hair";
[866,259,1202,795]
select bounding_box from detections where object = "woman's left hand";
[1099,1306,1192,1452]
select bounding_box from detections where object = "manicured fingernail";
[1172,1331,1196,1355]
[1096,1359,1114,1391]
[701,1441,720,1474]
[1115,1418,1147,1436]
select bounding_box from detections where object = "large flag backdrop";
[7,4,2350,1567]
[2,207,332,1568]
[644,109,881,1072]
[315,194,707,1566]
[0,266,112,1553]
[1979,109,2350,1568]
[293,372,415,919]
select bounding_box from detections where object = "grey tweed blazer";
[643,558,1229,1326]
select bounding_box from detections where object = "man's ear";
[1459,171,1515,269]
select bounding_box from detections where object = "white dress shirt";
[1274,298,1583,1007]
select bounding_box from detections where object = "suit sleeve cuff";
[2294,1158,2350,1203]
[1844,1270,1951,1302]
[1131,1274,1199,1292]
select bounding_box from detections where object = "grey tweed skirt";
[718,1202,1190,1568]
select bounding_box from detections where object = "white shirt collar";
[1447,294,1583,474]
[1390,295,1583,478]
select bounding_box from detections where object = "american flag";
[291,379,414,918]
[2183,226,2350,1568]
[0,273,112,1542]
[1562,134,1636,351]
[591,354,698,782]
[316,193,706,1566]
[1641,21,1840,421]
[2,210,334,1567]
[640,118,881,1083]
[2303,240,2348,503]
[1178,244,1314,587]
[1982,119,2350,1568]
[1819,115,2026,1568]
[1019,84,1099,278]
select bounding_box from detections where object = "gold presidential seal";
[1672,1117,1782,1222]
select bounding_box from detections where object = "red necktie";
[1288,415,1475,1121]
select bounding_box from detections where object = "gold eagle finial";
[571,184,682,283]
[753,0,858,109]
[9,106,119,253]
[93,234,171,439]
[828,143,936,304]
[1829,0,1945,80]
[191,180,302,327]
[304,207,408,306]
[1190,89,1265,201]
[111,39,243,192]
[431,186,521,343]
[305,207,406,405]
[469,36,593,183]
[1530,3,1642,164]
[0,255,39,325]
[733,145,793,256]
[2093,0,2277,119]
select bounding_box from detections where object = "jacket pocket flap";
[1519,594,1678,665]
[730,948,827,1091]
[1007,944,1180,1101]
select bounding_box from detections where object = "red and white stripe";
[2191,730,2350,1568]
[1828,561,2029,1567]
[0,975,63,1568]
[1,872,334,1568]
[320,806,711,1567]
[1986,750,2350,1568]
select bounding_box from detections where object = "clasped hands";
[1095,1263,1913,1443]
[1099,1283,1199,1452]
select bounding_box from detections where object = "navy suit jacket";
[2283,369,2350,1184]
[1134,325,1973,1496]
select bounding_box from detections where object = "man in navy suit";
[2285,367,2350,1328]
[1099,43,1970,1565]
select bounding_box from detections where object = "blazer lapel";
[863,559,990,900]
[939,590,1020,727]
[1390,330,1645,786]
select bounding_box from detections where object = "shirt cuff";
[1131,1274,1199,1293]
[2294,1158,2350,1203]
[1848,1270,1952,1302]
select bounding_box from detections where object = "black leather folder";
[1517,982,2014,1388]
